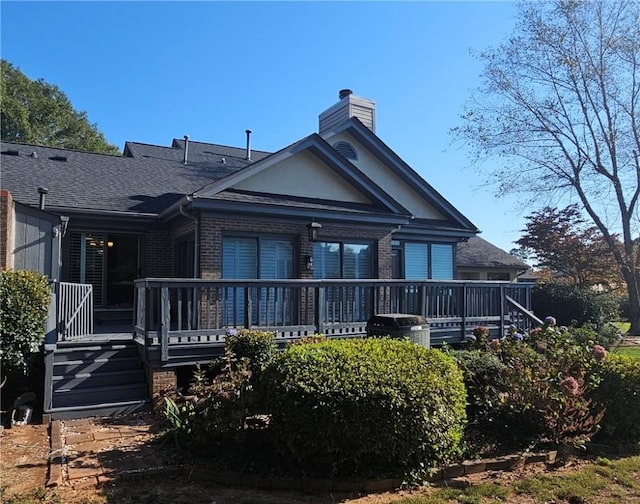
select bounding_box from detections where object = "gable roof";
[193,133,412,217]
[326,118,479,234]
[457,236,528,270]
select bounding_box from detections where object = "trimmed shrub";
[0,270,51,371]
[593,354,640,443]
[532,282,619,328]
[262,338,466,479]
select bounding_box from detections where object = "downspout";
[179,196,199,278]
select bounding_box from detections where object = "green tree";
[454,0,640,333]
[516,205,622,290]
[0,60,119,154]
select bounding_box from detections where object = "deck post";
[245,286,252,329]
[160,285,170,362]
[461,283,467,337]
[316,285,325,334]
[499,284,506,338]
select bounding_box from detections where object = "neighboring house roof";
[457,236,528,270]
[0,141,239,215]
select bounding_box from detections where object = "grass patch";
[617,346,640,360]
[395,456,640,504]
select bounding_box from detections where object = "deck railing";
[57,281,94,341]
[133,278,535,364]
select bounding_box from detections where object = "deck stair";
[49,340,150,419]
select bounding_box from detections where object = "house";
[0,90,535,418]
[456,236,529,281]
[1,90,483,314]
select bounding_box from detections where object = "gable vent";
[49,155,67,162]
[333,141,358,160]
[2,149,20,156]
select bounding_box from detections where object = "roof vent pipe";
[183,135,189,164]
[38,187,48,211]
[245,129,252,161]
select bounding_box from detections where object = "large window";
[222,236,294,325]
[312,242,373,279]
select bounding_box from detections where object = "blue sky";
[1,1,526,252]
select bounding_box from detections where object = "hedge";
[594,354,640,443]
[262,338,466,479]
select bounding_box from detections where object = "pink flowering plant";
[478,318,607,448]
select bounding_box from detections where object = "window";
[312,242,373,279]
[222,236,294,325]
[401,242,454,280]
[431,244,454,280]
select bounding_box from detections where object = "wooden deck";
[133,278,536,367]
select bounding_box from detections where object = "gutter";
[179,195,199,278]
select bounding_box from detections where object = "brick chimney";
[319,89,376,134]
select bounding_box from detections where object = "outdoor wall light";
[306,221,322,242]
[306,255,314,271]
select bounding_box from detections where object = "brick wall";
[148,368,177,406]
[143,230,174,277]
[198,216,393,279]
[0,190,14,271]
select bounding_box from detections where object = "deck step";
[53,356,142,375]
[53,344,139,362]
[52,383,149,409]
[46,399,150,420]
[52,368,145,389]
[49,339,149,417]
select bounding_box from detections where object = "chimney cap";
[339,89,353,100]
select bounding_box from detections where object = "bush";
[262,338,466,479]
[453,349,507,424]
[593,354,640,443]
[162,330,276,454]
[224,329,276,377]
[457,324,608,450]
[532,283,619,328]
[0,270,51,371]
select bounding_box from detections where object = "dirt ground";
[2,420,639,504]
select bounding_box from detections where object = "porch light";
[306,221,322,242]
[306,255,314,271]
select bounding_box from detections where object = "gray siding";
[13,204,61,279]
[319,95,375,134]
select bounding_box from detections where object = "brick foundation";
[148,369,177,408]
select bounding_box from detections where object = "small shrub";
[163,353,253,452]
[453,349,507,424]
[0,270,51,372]
[224,329,276,377]
[593,354,640,443]
[262,338,466,479]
